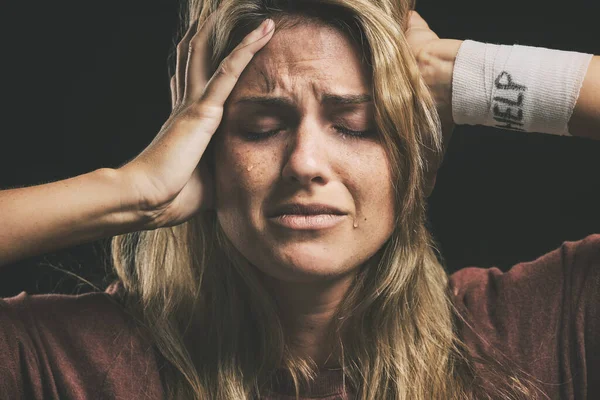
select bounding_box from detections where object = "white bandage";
[452,40,593,136]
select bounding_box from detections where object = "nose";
[281,119,332,186]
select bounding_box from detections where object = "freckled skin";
[213,23,395,285]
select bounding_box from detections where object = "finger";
[170,75,177,110]
[175,19,200,106]
[407,10,430,30]
[184,13,219,100]
[200,19,275,107]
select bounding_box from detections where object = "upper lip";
[267,203,347,217]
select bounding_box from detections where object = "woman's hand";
[118,16,275,229]
[405,11,463,195]
[405,11,462,134]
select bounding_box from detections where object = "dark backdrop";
[1,0,599,297]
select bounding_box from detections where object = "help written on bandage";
[452,40,593,136]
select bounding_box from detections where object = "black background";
[1,0,599,297]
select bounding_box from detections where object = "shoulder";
[449,233,600,307]
[448,234,600,397]
[0,282,135,354]
[0,281,163,399]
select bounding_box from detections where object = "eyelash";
[243,126,374,141]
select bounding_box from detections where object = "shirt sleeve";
[450,233,600,399]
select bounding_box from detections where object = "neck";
[263,271,356,369]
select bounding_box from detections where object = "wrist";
[451,40,593,135]
[416,39,463,121]
[98,168,155,232]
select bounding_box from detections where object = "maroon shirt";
[1,234,599,399]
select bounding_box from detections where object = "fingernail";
[262,19,274,34]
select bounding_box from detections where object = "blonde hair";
[111,0,543,398]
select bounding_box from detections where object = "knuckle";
[176,40,192,56]
[179,102,223,121]
[188,36,204,51]
[215,58,240,80]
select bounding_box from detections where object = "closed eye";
[242,128,282,141]
[241,125,374,141]
[335,126,374,139]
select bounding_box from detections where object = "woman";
[1,0,599,399]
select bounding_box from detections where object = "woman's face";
[214,21,395,283]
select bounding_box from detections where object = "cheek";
[347,147,394,222]
[214,139,277,207]
[214,139,282,257]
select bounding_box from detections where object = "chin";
[258,242,358,283]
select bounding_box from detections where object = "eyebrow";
[232,93,373,108]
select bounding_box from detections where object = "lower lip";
[268,214,346,230]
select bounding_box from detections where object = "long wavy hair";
[110,0,542,398]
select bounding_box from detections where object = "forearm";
[418,42,600,140]
[0,168,146,268]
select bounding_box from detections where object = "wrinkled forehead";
[230,21,372,99]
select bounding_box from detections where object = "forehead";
[230,22,371,99]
